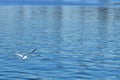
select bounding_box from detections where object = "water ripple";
[0,6,120,80]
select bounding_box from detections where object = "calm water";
[0,6,120,80]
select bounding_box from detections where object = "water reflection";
[99,0,109,4]
[97,7,109,52]
[0,6,120,80]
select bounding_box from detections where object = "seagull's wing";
[16,53,23,57]
[30,48,37,53]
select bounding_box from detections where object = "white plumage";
[16,52,27,59]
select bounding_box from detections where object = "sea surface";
[0,5,120,80]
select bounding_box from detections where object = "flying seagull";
[16,48,37,59]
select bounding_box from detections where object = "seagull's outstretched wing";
[30,48,37,53]
[16,53,24,58]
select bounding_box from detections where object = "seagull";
[16,48,37,59]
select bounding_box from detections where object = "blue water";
[0,6,120,80]
[0,0,120,5]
